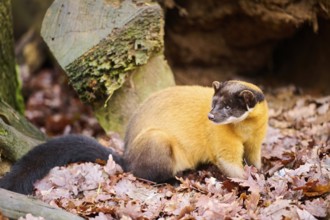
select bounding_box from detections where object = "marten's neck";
[230,101,268,141]
[247,101,268,121]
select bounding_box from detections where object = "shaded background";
[11,0,330,136]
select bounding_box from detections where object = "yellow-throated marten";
[0,80,268,194]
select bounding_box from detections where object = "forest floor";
[19,67,330,219]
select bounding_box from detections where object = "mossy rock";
[41,0,174,135]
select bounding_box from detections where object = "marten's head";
[208,80,265,124]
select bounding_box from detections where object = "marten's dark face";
[208,81,264,124]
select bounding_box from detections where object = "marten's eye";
[225,105,231,110]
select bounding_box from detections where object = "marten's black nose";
[208,113,215,120]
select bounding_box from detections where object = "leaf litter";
[21,77,330,219]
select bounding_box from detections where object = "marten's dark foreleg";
[123,129,175,182]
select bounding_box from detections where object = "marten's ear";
[212,81,222,92]
[239,90,257,109]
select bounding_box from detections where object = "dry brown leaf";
[293,180,330,197]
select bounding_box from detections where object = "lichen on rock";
[65,7,163,105]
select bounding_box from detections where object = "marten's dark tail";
[0,135,123,195]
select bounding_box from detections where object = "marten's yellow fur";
[123,80,268,180]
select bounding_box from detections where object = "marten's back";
[124,86,216,162]
[126,86,213,140]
